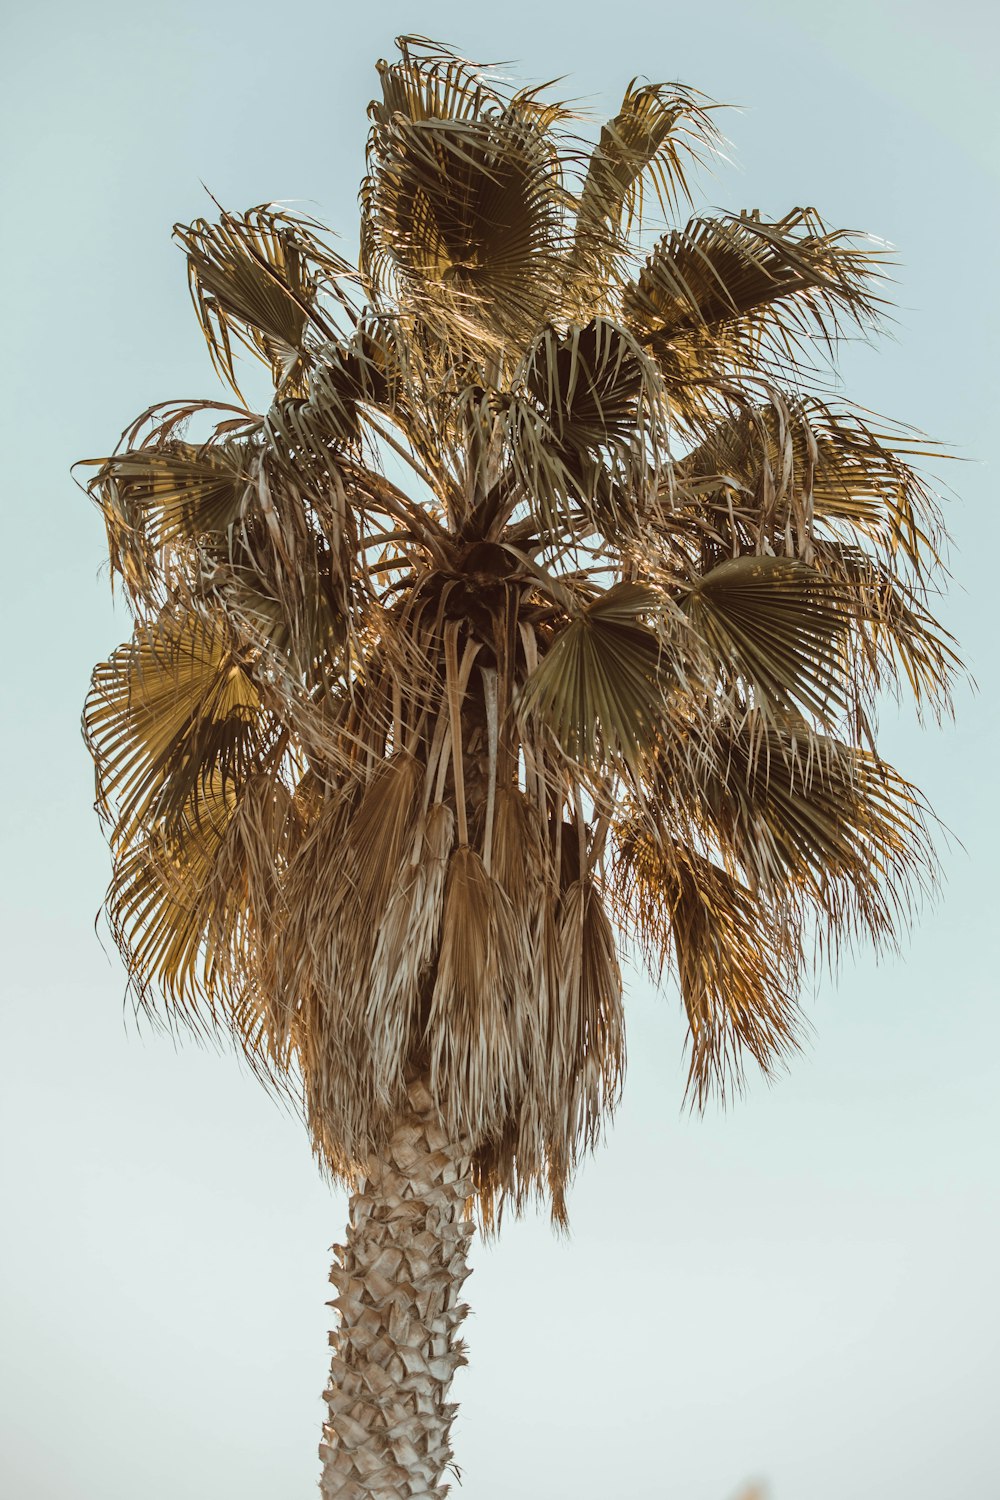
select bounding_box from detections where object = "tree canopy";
[82,36,958,1224]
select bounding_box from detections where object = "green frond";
[519,582,665,768]
[682,555,850,723]
[203,507,352,688]
[504,318,666,537]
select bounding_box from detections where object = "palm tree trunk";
[319,1078,474,1499]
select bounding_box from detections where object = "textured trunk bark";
[319,1078,475,1499]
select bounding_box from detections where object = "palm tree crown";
[83,36,958,1226]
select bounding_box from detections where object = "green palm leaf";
[682,555,849,721]
[520,583,665,768]
[505,318,665,536]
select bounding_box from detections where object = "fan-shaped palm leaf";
[520,582,665,767]
[362,85,568,351]
[176,206,355,397]
[85,609,270,839]
[682,554,850,722]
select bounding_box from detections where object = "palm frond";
[427,845,533,1140]
[371,35,504,127]
[502,317,666,538]
[813,542,960,721]
[678,396,947,578]
[85,608,271,841]
[519,582,665,768]
[615,826,801,1105]
[86,435,258,599]
[553,877,625,1144]
[623,209,885,380]
[106,765,299,1082]
[682,555,850,723]
[680,714,937,943]
[107,773,235,1015]
[568,80,721,303]
[175,205,355,397]
[362,83,569,351]
[367,801,456,1096]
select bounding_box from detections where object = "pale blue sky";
[1,3,997,1498]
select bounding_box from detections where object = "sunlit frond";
[569,80,722,305]
[362,67,569,352]
[107,770,297,1044]
[371,36,506,128]
[678,395,947,578]
[85,608,271,840]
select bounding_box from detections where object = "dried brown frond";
[427,846,533,1142]
[615,825,801,1105]
[367,802,456,1101]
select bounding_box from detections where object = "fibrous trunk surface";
[320,1078,474,1498]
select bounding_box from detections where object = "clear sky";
[1,2,997,1497]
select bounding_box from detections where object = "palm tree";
[81,37,958,1500]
